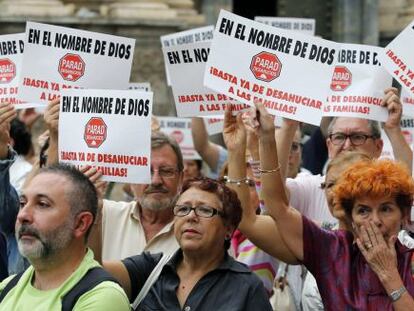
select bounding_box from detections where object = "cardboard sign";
[18,22,135,106]
[0,33,25,107]
[204,10,339,126]
[59,89,152,183]
[163,41,249,117]
[323,44,392,122]
[161,25,214,86]
[202,115,224,135]
[158,116,201,160]
[381,20,414,96]
[401,87,414,117]
[129,82,151,92]
[254,17,316,36]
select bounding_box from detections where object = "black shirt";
[123,249,272,311]
[0,233,8,281]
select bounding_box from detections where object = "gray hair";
[327,117,381,139]
[152,131,184,172]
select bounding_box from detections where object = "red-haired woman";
[250,101,414,310]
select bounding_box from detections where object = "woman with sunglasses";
[100,177,272,311]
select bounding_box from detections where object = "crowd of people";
[1,65,414,310]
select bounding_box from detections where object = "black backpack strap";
[0,271,25,303]
[61,266,119,311]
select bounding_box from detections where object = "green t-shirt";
[0,249,130,310]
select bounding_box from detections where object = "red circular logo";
[0,59,16,84]
[330,66,352,91]
[170,130,184,144]
[59,53,85,82]
[84,117,107,148]
[250,51,282,82]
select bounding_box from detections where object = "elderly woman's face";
[173,187,231,254]
[352,196,405,240]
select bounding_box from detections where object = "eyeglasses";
[173,204,224,218]
[290,142,302,154]
[151,166,178,178]
[328,133,376,146]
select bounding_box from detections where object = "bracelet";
[258,165,281,174]
[389,286,406,302]
[223,176,250,186]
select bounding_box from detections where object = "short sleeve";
[244,279,273,311]
[73,281,130,311]
[121,252,162,302]
[302,216,348,275]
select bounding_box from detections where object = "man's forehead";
[333,117,370,132]
[150,145,178,166]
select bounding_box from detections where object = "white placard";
[401,87,414,117]
[163,41,249,117]
[18,22,135,106]
[161,25,214,86]
[202,115,225,136]
[204,10,339,126]
[129,82,151,92]
[59,89,152,183]
[158,116,201,160]
[255,17,316,36]
[381,20,414,96]
[0,33,25,108]
[323,44,392,122]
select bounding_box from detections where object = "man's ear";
[73,212,94,239]
[374,138,383,158]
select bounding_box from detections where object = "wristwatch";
[389,286,407,302]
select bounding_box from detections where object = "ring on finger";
[365,243,373,249]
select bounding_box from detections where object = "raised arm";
[255,102,304,261]
[0,102,19,235]
[382,87,412,171]
[275,118,300,180]
[223,107,298,264]
[44,99,60,165]
[191,117,222,171]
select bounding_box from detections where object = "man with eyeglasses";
[282,87,412,223]
[95,131,184,261]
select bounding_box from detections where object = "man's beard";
[16,217,74,261]
[139,185,178,211]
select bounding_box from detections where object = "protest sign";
[161,25,214,86]
[401,87,414,117]
[204,10,339,126]
[158,116,201,159]
[18,22,135,106]
[202,115,224,135]
[381,20,414,96]
[59,89,152,183]
[323,44,392,122]
[129,82,151,92]
[0,33,25,107]
[163,41,249,117]
[255,17,315,36]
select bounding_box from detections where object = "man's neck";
[30,245,87,291]
[137,203,174,242]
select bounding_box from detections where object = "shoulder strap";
[131,253,172,310]
[0,271,25,303]
[61,266,119,311]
